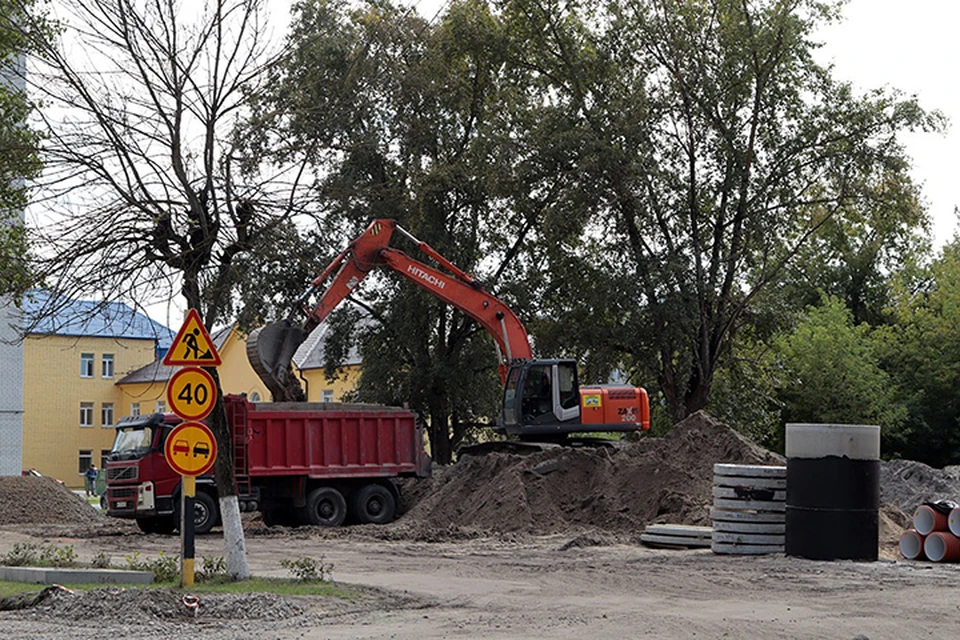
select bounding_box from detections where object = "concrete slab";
[0,566,154,585]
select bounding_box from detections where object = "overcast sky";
[814,0,959,247]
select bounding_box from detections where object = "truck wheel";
[352,484,396,525]
[305,487,347,527]
[193,492,218,534]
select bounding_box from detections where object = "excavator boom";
[248,219,532,401]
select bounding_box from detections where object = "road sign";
[167,367,218,421]
[163,309,222,366]
[164,421,218,476]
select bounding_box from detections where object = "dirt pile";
[401,411,783,535]
[9,587,304,623]
[880,459,960,513]
[0,476,104,526]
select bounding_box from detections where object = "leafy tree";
[876,240,960,466]
[772,295,906,452]
[0,0,47,297]
[780,171,931,326]
[18,0,299,579]
[245,0,545,462]
[507,0,939,424]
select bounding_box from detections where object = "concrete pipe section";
[785,423,880,561]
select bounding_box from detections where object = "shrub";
[280,556,333,582]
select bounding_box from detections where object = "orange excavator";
[246,219,650,439]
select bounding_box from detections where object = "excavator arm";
[247,218,533,401]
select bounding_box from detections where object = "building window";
[101,403,114,427]
[156,401,165,413]
[78,450,92,473]
[100,449,111,467]
[249,392,261,403]
[80,402,94,427]
[80,353,94,378]
[130,402,140,417]
[321,389,334,403]
[102,353,114,378]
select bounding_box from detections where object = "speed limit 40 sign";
[167,367,218,421]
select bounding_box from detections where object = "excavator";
[246,218,650,439]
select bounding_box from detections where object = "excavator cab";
[499,360,581,437]
[499,359,650,439]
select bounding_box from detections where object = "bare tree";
[18,0,310,578]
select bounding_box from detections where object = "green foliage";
[90,551,112,569]
[0,543,78,568]
[873,240,960,465]
[0,543,38,567]
[507,0,938,424]
[124,552,178,583]
[280,555,333,582]
[38,544,77,568]
[197,555,228,583]
[772,295,907,451]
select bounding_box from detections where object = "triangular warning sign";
[163,308,222,366]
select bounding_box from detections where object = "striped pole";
[181,475,196,587]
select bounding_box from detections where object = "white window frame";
[102,353,114,379]
[78,450,92,474]
[156,400,165,413]
[321,389,334,403]
[80,353,94,378]
[101,403,114,427]
[80,402,94,428]
[130,402,140,417]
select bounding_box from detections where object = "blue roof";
[23,290,176,348]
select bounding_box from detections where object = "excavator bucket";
[246,320,308,402]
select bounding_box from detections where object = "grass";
[0,578,356,599]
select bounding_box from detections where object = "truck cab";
[105,411,218,534]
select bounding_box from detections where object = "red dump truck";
[105,394,431,534]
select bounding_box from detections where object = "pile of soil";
[401,411,783,535]
[0,476,104,526]
[880,459,960,513]
[18,588,304,622]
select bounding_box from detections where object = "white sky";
[814,1,959,247]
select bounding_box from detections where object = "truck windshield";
[111,426,154,460]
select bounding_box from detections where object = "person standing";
[84,465,98,496]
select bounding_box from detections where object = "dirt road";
[1,524,957,639]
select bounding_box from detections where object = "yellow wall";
[21,325,364,487]
[216,326,271,403]
[117,381,167,418]
[22,335,157,488]
[298,364,361,402]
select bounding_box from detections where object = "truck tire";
[352,484,397,525]
[175,491,218,535]
[305,487,347,527]
[193,491,218,534]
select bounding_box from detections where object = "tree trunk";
[205,366,250,579]
[430,412,452,464]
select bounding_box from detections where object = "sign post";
[163,309,222,589]
[164,421,218,587]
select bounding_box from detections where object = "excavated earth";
[3,411,960,639]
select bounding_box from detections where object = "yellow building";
[21,292,364,489]
[115,325,272,411]
[21,292,175,487]
[292,322,361,402]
